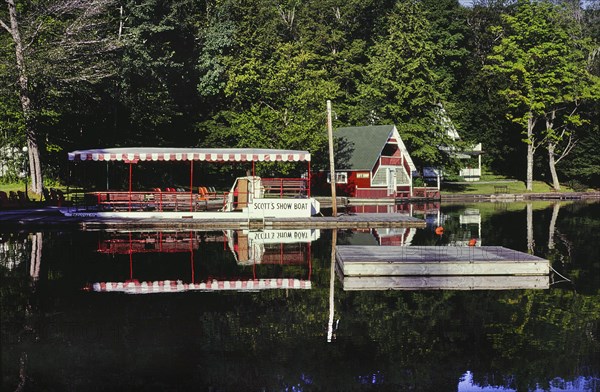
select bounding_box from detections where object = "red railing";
[261,178,308,198]
[412,187,440,199]
[89,190,221,212]
[354,188,395,199]
[354,187,440,200]
[85,177,309,212]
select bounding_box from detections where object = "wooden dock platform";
[0,208,426,230]
[336,246,550,277]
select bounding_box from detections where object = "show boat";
[62,147,321,219]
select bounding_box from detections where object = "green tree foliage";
[421,0,470,97]
[456,1,522,176]
[115,0,205,146]
[355,0,452,169]
[209,43,339,173]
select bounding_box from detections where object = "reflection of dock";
[337,275,549,291]
[335,245,550,291]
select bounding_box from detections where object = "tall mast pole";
[327,100,337,217]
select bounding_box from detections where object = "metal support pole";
[128,162,132,212]
[307,161,311,197]
[190,160,194,211]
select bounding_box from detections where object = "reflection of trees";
[1,232,42,392]
[527,202,534,254]
[548,202,561,250]
[482,201,599,293]
[481,290,600,391]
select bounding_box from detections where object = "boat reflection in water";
[89,229,319,294]
[225,229,319,265]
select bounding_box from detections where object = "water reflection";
[90,230,317,293]
[1,200,599,391]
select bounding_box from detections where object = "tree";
[1,0,120,194]
[541,4,600,190]
[456,1,521,176]
[1,0,42,194]
[115,0,205,147]
[485,0,597,190]
[355,0,451,169]
[210,42,339,172]
[421,0,470,97]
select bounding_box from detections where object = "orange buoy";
[468,238,477,247]
[435,226,444,235]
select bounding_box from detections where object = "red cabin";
[315,125,417,199]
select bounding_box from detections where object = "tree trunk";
[548,141,561,191]
[546,110,561,191]
[7,0,44,195]
[526,112,536,191]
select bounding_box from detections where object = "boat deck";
[0,207,426,230]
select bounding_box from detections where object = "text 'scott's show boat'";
[61,148,320,219]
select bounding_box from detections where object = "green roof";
[334,125,395,170]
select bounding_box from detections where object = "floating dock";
[0,208,426,230]
[336,246,550,277]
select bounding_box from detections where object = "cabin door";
[386,168,396,196]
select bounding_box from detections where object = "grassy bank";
[441,181,557,194]
[439,174,586,194]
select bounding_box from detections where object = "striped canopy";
[68,148,311,163]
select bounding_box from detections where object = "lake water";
[1,200,599,391]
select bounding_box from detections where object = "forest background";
[1,0,599,195]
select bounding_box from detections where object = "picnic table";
[494,185,509,193]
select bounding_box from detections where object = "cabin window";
[381,144,399,156]
[327,172,348,184]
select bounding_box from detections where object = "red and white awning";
[68,148,311,163]
[89,279,311,294]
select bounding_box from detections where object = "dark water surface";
[1,201,599,391]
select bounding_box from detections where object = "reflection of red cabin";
[315,125,416,198]
[372,228,415,246]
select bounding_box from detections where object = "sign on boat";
[62,147,320,219]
